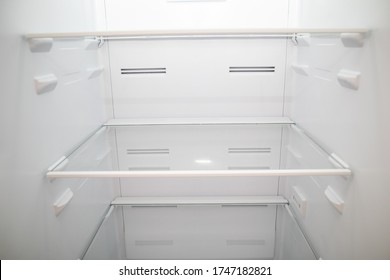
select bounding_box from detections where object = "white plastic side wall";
[284,0,390,259]
[0,0,123,259]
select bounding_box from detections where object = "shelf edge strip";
[111,196,288,206]
[47,169,352,179]
[103,117,295,126]
[25,28,369,39]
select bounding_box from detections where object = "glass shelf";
[46,118,351,179]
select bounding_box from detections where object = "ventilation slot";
[127,148,170,155]
[229,66,275,73]
[121,68,166,75]
[228,148,271,154]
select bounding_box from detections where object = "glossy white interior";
[1,0,389,260]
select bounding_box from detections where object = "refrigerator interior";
[1,0,390,260]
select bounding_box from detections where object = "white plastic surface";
[286,0,390,259]
[0,0,118,260]
[109,38,287,118]
[123,204,277,259]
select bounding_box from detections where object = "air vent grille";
[228,148,271,154]
[127,148,170,155]
[229,66,275,73]
[121,68,166,75]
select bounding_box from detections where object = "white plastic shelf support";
[53,188,74,216]
[324,186,344,214]
[337,69,361,90]
[34,74,58,94]
[28,38,53,53]
[340,32,365,47]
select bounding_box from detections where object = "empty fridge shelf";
[83,199,315,260]
[46,117,352,179]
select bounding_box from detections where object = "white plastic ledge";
[46,169,352,179]
[25,28,369,40]
[111,196,288,206]
[104,117,294,126]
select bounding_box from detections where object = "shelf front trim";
[25,28,369,40]
[104,117,295,126]
[111,196,288,206]
[46,168,352,179]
